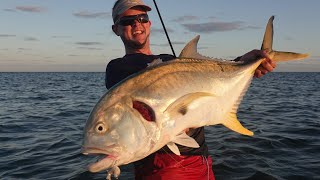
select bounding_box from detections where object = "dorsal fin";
[179,35,209,60]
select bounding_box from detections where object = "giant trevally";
[82,16,309,179]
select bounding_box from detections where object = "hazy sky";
[1,0,319,72]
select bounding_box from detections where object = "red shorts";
[134,153,215,180]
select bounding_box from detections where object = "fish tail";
[261,16,309,62]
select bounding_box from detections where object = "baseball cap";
[112,0,152,23]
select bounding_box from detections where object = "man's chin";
[129,41,147,49]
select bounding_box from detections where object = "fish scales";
[82,16,309,179]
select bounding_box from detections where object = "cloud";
[172,41,188,45]
[68,54,81,57]
[75,42,103,46]
[207,16,217,21]
[151,27,174,34]
[24,37,38,41]
[0,34,16,37]
[172,15,199,23]
[77,47,104,50]
[18,48,32,50]
[16,6,47,13]
[182,21,259,33]
[243,25,260,30]
[151,41,186,47]
[51,35,71,38]
[3,8,16,12]
[182,21,241,33]
[73,11,110,18]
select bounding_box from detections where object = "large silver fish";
[82,16,308,179]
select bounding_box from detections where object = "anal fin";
[222,112,254,136]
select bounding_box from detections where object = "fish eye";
[95,123,107,134]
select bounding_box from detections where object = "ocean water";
[0,72,319,180]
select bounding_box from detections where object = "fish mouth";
[82,146,112,155]
[82,147,118,172]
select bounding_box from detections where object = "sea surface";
[0,72,319,180]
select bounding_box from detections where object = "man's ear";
[112,25,119,36]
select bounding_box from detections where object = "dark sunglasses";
[115,14,149,26]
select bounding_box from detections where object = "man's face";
[113,7,151,50]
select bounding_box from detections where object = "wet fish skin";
[82,16,309,179]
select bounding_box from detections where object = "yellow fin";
[222,112,254,136]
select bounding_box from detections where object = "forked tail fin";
[261,16,309,62]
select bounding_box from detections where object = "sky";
[0,0,319,72]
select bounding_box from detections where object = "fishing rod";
[152,0,176,58]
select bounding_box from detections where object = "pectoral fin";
[167,142,181,155]
[164,92,215,117]
[173,132,200,148]
[167,133,200,155]
[222,112,254,136]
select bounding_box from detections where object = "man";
[106,0,276,179]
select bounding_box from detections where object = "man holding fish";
[82,0,308,179]
[106,0,274,179]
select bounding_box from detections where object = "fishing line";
[152,0,176,57]
[204,156,210,180]
[160,147,186,169]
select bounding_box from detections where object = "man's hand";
[240,50,277,78]
[254,58,277,78]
